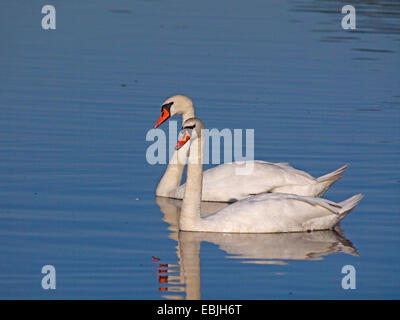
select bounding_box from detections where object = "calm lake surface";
[0,0,399,299]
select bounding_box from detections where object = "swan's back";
[173,161,319,202]
[194,193,363,233]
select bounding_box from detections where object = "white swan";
[175,118,363,233]
[155,94,348,202]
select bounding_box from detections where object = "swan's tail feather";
[338,193,363,218]
[315,164,348,196]
[317,164,348,183]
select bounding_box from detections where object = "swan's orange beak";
[154,108,170,128]
[175,130,191,150]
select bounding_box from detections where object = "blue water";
[0,0,399,299]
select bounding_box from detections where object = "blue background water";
[0,0,399,299]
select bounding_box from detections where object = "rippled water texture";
[0,0,399,299]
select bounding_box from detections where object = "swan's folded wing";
[286,194,342,215]
[254,161,316,180]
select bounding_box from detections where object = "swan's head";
[175,118,204,150]
[154,95,194,128]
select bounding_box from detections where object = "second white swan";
[175,117,363,233]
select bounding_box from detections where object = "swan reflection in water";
[153,196,359,300]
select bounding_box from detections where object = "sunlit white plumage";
[190,192,363,233]
[176,118,362,233]
[172,160,347,202]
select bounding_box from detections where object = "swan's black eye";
[183,124,195,130]
[161,101,173,112]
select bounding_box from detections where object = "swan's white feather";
[172,161,334,202]
[189,193,362,233]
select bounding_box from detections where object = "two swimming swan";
[154,95,363,233]
[155,95,348,202]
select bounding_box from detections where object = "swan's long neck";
[180,130,203,231]
[182,109,195,123]
[156,143,189,197]
[155,106,195,197]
